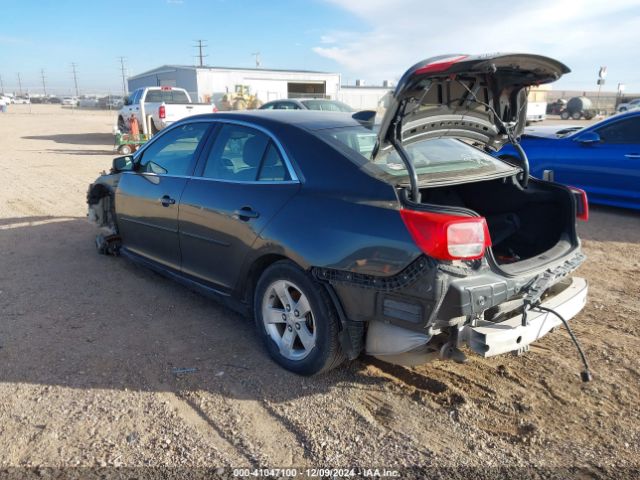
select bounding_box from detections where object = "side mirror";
[574,131,601,145]
[112,155,134,172]
[124,97,132,106]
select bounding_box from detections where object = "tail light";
[400,209,491,261]
[158,105,166,119]
[569,187,589,221]
[212,106,218,113]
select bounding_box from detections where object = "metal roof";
[129,64,338,81]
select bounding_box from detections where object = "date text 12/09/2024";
[232,468,401,478]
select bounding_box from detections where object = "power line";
[17,72,23,96]
[193,40,208,67]
[118,57,128,96]
[41,69,47,96]
[71,63,79,96]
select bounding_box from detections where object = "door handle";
[624,153,640,159]
[233,206,260,221]
[160,195,176,207]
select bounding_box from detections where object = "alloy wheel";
[261,280,316,361]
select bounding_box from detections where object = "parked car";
[79,97,100,108]
[497,110,640,210]
[616,98,640,113]
[260,98,354,112]
[13,96,30,104]
[118,87,215,135]
[62,96,79,106]
[88,53,590,378]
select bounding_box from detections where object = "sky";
[1,0,639,95]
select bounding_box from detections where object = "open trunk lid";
[374,53,570,155]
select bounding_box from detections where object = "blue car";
[497,111,640,210]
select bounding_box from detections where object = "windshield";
[301,99,354,112]
[319,125,517,185]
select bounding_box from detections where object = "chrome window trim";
[122,171,299,186]
[133,118,300,184]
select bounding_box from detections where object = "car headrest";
[243,136,267,168]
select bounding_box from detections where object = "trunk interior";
[420,178,576,269]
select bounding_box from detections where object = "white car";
[616,98,640,113]
[62,97,79,106]
[13,96,30,104]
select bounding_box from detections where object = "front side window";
[139,123,209,176]
[202,124,290,182]
[130,89,142,104]
[595,117,640,144]
[319,125,516,185]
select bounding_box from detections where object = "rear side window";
[595,117,640,144]
[201,124,290,182]
[301,100,353,112]
[274,102,300,110]
[139,123,209,176]
[258,143,289,181]
[144,89,190,104]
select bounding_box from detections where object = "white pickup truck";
[117,86,215,135]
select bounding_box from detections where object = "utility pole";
[71,63,79,97]
[118,56,128,96]
[251,52,261,68]
[41,69,47,96]
[17,72,23,96]
[0,74,4,94]
[193,40,208,67]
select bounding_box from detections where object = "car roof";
[185,110,365,131]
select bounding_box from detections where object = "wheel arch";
[238,252,298,311]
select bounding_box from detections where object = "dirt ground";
[0,105,638,477]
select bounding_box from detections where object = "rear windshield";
[144,89,190,104]
[319,125,516,185]
[301,100,354,112]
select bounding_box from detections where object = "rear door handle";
[160,195,176,207]
[233,206,260,221]
[624,153,640,159]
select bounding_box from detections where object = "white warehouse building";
[127,65,341,106]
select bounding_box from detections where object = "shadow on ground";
[0,216,383,405]
[22,133,113,146]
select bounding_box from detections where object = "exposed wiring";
[533,304,593,382]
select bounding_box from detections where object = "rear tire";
[571,112,582,120]
[254,260,345,375]
[560,111,570,120]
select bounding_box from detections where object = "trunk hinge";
[388,99,421,203]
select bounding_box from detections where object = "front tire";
[254,261,345,375]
